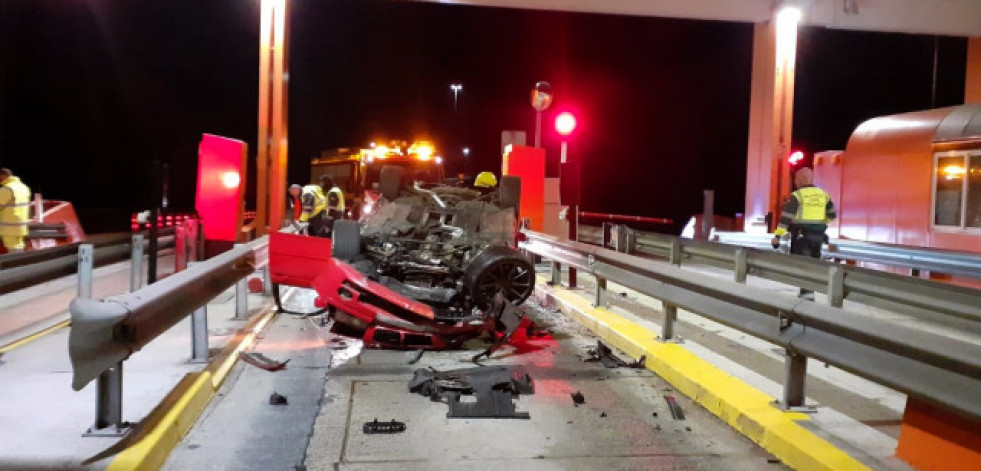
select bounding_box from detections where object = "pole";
[535,110,542,148]
[560,141,568,163]
[701,189,714,240]
[148,208,159,284]
[130,234,144,292]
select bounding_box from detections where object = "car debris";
[664,395,685,420]
[269,392,288,405]
[570,391,585,406]
[408,365,534,419]
[407,349,425,364]
[363,419,406,434]
[584,340,645,368]
[239,351,290,371]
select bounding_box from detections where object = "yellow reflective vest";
[327,186,345,214]
[0,176,31,237]
[299,184,326,222]
[774,186,836,236]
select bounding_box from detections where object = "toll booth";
[815,104,981,254]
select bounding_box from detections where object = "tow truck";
[310,140,445,219]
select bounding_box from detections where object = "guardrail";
[709,230,981,280]
[68,237,269,435]
[520,229,981,423]
[0,228,176,295]
[577,225,981,330]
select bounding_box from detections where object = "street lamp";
[450,83,463,110]
[462,147,470,157]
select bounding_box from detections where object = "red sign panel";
[196,134,247,242]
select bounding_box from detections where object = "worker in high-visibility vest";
[324,175,345,230]
[771,167,836,300]
[299,177,329,237]
[0,168,32,253]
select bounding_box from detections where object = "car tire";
[379,165,405,201]
[498,175,521,210]
[463,245,534,309]
[332,220,362,261]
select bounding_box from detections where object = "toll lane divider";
[533,278,869,471]
[106,308,279,471]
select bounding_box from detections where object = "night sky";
[0,0,966,233]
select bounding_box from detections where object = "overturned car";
[270,166,535,351]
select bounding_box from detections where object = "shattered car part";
[584,340,646,368]
[269,392,288,405]
[239,352,290,372]
[665,395,686,420]
[363,419,406,434]
[408,365,534,419]
[571,391,585,406]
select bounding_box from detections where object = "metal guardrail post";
[80,244,129,437]
[550,261,562,285]
[594,277,606,307]
[77,244,93,299]
[130,234,144,292]
[669,239,682,265]
[235,244,249,319]
[187,261,210,363]
[782,350,808,409]
[262,265,273,296]
[734,248,748,283]
[661,304,678,341]
[828,266,845,308]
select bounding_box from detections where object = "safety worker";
[299,177,329,237]
[324,175,345,230]
[287,184,303,222]
[771,167,836,300]
[0,168,32,253]
[474,171,498,192]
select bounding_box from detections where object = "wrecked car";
[269,165,535,351]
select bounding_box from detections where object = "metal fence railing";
[0,228,176,295]
[577,224,981,330]
[520,229,981,422]
[68,237,268,436]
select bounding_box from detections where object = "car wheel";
[379,165,405,201]
[332,220,362,261]
[463,245,534,309]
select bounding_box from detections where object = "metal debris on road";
[239,351,290,371]
[269,392,288,405]
[571,391,585,406]
[584,340,645,368]
[363,419,406,434]
[407,349,425,365]
[408,365,534,419]
[665,395,685,420]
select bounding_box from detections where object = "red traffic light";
[555,112,577,136]
[788,150,804,165]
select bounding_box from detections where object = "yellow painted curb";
[535,277,871,471]
[0,320,70,353]
[106,308,278,471]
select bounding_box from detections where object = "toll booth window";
[935,156,963,227]
[969,156,981,228]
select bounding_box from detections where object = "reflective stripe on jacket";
[774,185,836,236]
[0,176,31,237]
[299,184,326,222]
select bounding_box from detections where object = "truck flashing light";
[943,165,966,180]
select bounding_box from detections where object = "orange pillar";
[744,9,799,234]
[896,399,981,470]
[256,0,290,236]
[966,37,981,103]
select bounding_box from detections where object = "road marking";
[535,276,871,471]
[0,319,70,353]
